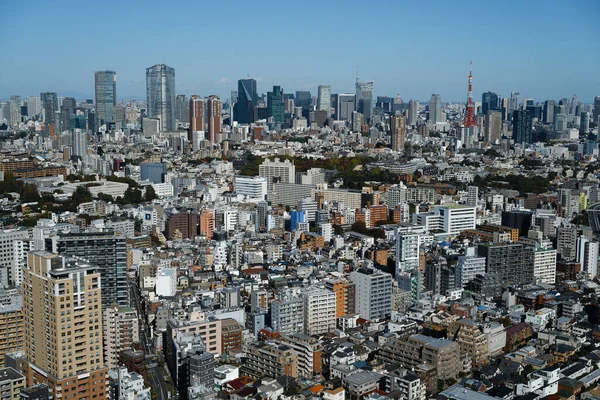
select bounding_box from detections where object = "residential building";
[302,288,336,336]
[45,231,128,309]
[259,158,296,191]
[0,367,25,400]
[350,267,393,320]
[377,334,461,380]
[277,333,323,379]
[271,295,304,336]
[242,342,298,379]
[23,252,107,399]
[103,306,140,369]
[207,95,221,143]
[390,115,406,152]
[447,319,488,366]
[189,95,204,136]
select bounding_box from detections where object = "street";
[130,282,171,400]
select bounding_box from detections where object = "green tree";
[72,186,92,205]
[144,185,158,202]
[21,184,41,203]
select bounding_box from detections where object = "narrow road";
[130,282,170,400]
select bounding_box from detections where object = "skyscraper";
[175,94,189,124]
[408,100,419,126]
[189,95,204,137]
[543,100,555,124]
[390,115,406,152]
[295,91,311,115]
[481,91,499,115]
[513,109,533,144]
[9,96,21,127]
[484,111,502,142]
[234,78,257,124]
[207,95,222,143]
[508,92,520,116]
[46,231,128,309]
[40,92,58,126]
[336,94,355,122]
[94,70,117,127]
[317,85,331,113]
[355,79,374,121]
[71,129,88,159]
[26,96,41,118]
[429,94,442,123]
[23,252,107,398]
[594,96,600,126]
[146,64,176,131]
[267,86,284,123]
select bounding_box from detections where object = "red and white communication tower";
[462,60,476,128]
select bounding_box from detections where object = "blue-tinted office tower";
[513,110,533,144]
[267,86,284,123]
[290,211,305,231]
[140,162,167,183]
[234,78,257,124]
[481,91,499,115]
[94,70,117,126]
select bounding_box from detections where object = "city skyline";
[1,0,599,102]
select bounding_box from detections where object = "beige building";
[166,318,222,355]
[0,290,24,362]
[447,319,489,367]
[377,334,460,380]
[0,367,25,400]
[276,333,323,379]
[22,251,107,399]
[241,342,298,379]
[103,306,140,369]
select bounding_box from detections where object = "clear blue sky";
[1,0,599,103]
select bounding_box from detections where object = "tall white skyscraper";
[9,96,21,126]
[72,129,88,159]
[317,85,331,113]
[146,64,176,131]
[428,94,443,123]
[258,158,296,191]
[26,96,42,118]
[350,267,393,320]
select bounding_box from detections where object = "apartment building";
[103,306,140,369]
[241,342,299,379]
[447,319,488,366]
[302,288,336,336]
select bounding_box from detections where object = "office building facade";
[94,70,117,126]
[146,64,176,131]
[234,78,257,124]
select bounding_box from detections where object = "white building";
[11,238,31,286]
[455,247,486,287]
[532,246,557,284]
[259,158,296,191]
[155,268,177,297]
[525,308,556,331]
[234,176,268,200]
[302,288,336,336]
[396,232,423,275]
[350,268,393,320]
[576,236,599,278]
[271,295,304,336]
[214,364,239,387]
[117,367,151,400]
[151,182,174,197]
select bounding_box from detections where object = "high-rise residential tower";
[429,94,443,123]
[390,115,406,152]
[146,64,176,131]
[94,70,117,127]
[317,85,331,113]
[408,100,419,126]
[175,94,189,124]
[46,231,128,309]
[234,78,257,124]
[207,95,222,143]
[189,95,204,137]
[23,252,107,399]
[9,96,21,127]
